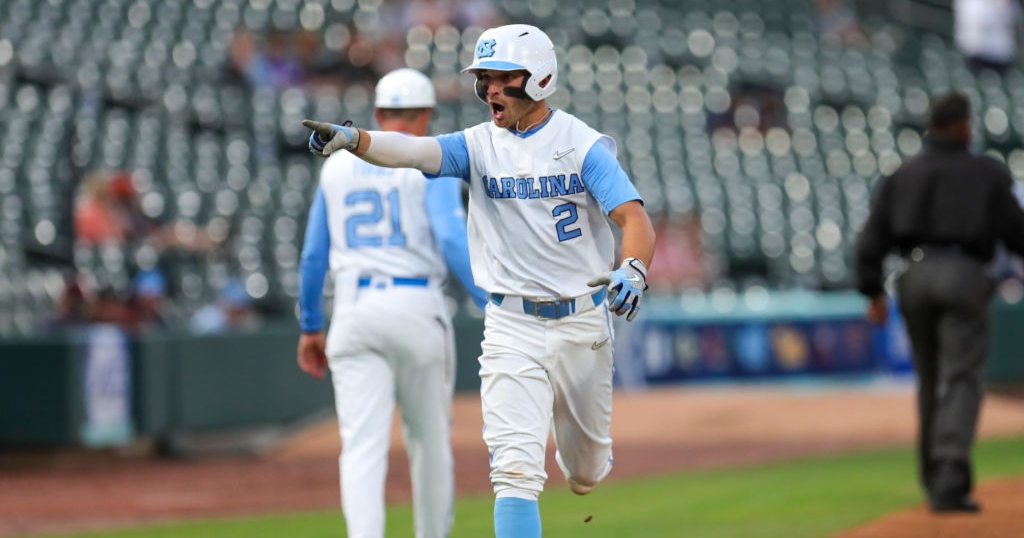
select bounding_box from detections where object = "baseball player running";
[296,67,487,538]
[303,24,655,538]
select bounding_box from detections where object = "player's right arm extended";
[303,119,443,174]
[358,131,443,175]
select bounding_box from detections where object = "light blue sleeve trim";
[425,176,488,309]
[299,187,331,332]
[582,140,642,215]
[428,132,471,182]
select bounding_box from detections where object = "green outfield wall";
[0,299,1019,449]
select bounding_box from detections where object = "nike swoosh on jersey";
[553,148,575,160]
[591,337,610,350]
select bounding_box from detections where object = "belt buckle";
[533,299,557,317]
[531,299,573,319]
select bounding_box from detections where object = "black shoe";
[930,495,981,513]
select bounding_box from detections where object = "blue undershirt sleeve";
[425,176,488,309]
[299,187,331,332]
[427,132,471,182]
[581,140,643,214]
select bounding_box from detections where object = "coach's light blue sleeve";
[428,132,472,181]
[581,140,642,214]
[299,187,331,332]
[426,176,488,309]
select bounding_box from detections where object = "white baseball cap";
[374,68,436,109]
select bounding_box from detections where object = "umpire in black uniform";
[856,91,1024,513]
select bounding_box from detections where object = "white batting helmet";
[461,24,557,102]
[374,68,436,109]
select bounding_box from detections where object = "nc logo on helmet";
[476,39,496,59]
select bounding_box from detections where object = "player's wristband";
[337,124,360,151]
[621,257,648,287]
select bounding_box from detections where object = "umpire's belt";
[487,288,608,319]
[357,276,430,289]
[902,244,984,263]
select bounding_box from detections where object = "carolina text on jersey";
[481,174,585,199]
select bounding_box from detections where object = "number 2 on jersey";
[345,189,407,248]
[552,202,582,241]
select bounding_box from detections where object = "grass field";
[39,436,1024,538]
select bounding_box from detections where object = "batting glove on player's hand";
[587,257,648,322]
[302,119,360,157]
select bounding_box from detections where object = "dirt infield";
[2,381,1024,537]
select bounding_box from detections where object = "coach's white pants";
[479,303,615,501]
[327,285,455,538]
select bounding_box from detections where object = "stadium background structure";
[4,0,1024,334]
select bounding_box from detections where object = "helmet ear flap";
[474,77,488,103]
[522,73,553,101]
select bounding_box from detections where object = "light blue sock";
[494,497,541,538]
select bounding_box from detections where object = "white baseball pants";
[327,283,455,538]
[479,302,615,501]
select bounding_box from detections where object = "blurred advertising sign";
[633,291,908,384]
[637,317,887,383]
[79,324,134,447]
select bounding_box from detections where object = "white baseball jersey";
[320,151,448,283]
[453,111,630,298]
[434,109,638,297]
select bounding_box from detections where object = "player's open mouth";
[490,102,505,119]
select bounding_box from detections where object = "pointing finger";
[302,119,336,139]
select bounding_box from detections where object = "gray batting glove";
[587,257,648,322]
[302,119,360,157]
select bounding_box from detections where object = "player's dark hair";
[928,91,970,130]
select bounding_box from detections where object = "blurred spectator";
[955,0,1021,76]
[227,27,305,90]
[400,0,456,32]
[38,273,92,333]
[392,0,504,32]
[88,286,131,327]
[189,279,261,334]
[296,30,345,91]
[813,0,867,47]
[646,213,714,293]
[711,82,787,133]
[127,269,169,333]
[73,169,222,252]
[451,0,505,29]
[42,270,169,334]
[224,27,258,87]
[296,28,380,93]
[74,170,134,246]
[257,29,306,89]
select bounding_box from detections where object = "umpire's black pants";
[896,252,994,503]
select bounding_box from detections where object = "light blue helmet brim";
[460,60,526,74]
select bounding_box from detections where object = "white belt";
[357,276,431,289]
